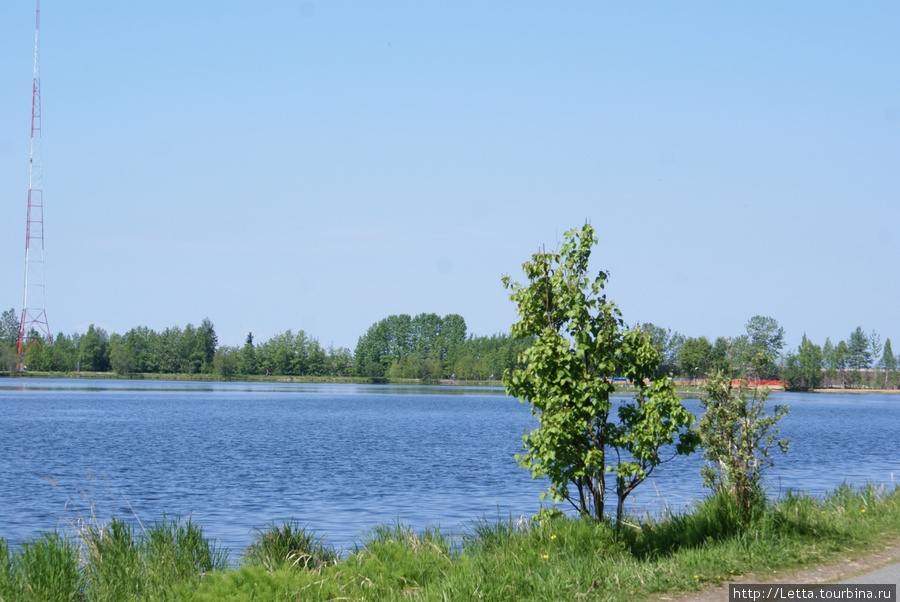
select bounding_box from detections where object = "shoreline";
[3,371,900,394]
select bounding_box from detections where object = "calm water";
[0,379,897,556]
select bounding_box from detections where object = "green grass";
[0,515,227,601]
[243,519,337,572]
[1,485,898,601]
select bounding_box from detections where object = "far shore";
[812,387,900,394]
[3,370,900,395]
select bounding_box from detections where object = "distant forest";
[0,310,529,382]
[2,309,897,390]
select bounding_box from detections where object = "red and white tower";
[16,0,52,368]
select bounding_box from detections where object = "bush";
[698,374,789,524]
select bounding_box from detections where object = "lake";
[0,379,897,557]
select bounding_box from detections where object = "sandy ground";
[663,540,900,601]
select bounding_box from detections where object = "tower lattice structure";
[16,0,52,368]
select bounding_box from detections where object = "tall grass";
[81,515,228,600]
[0,531,80,602]
[1,484,898,601]
[244,519,337,572]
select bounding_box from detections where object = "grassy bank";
[2,484,898,601]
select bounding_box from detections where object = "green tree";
[124,326,152,373]
[677,336,712,379]
[881,338,896,389]
[239,332,259,375]
[698,375,789,525]
[783,334,823,392]
[744,315,784,379]
[196,318,218,373]
[78,325,110,372]
[869,330,882,388]
[502,224,698,523]
[0,308,19,345]
[846,327,871,387]
[1,309,21,371]
[639,323,683,375]
[822,338,836,386]
[213,345,239,376]
[439,314,467,374]
[324,345,353,377]
[22,331,51,371]
[47,333,77,371]
[833,340,849,388]
[109,333,133,374]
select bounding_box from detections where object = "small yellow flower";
[550,535,557,540]
[730,570,734,574]
[542,554,549,559]
[861,508,866,513]
[694,575,699,579]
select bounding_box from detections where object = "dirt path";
[660,540,900,601]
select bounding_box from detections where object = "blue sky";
[1,2,898,353]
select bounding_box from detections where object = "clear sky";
[1,2,897,353]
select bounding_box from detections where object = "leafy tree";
[213,345,239,376]
[639,323,683,375]
[502,224,698,523]
[1,309,22,371]
[0,308,19,345]
[78,325,110,372]
[822,338,836,386]
[1,344,18,372]
[410,313,443,356]
[239,332,259,375]
[324,345,354,377]
[744,315,784,379]
[22,331,51,371]
[698,374,789,524]
[709,336,732,376]
[196,318,218,373]
[109,333,133,374]
[124,326,152,373]
[439,313,467,372]
[783,334,823,392]
[677,336,712,379]
[356,312,469,378]
[833,340,849,388]
[354,319,393,377]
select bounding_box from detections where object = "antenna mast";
[16,0,52,369]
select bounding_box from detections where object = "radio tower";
[16,0,51,369]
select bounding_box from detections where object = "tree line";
[3,305,895,389]
[0,309,529,381]
[641,316,898,391]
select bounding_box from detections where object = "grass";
[1,484,898,601]
[0,515,227,601]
